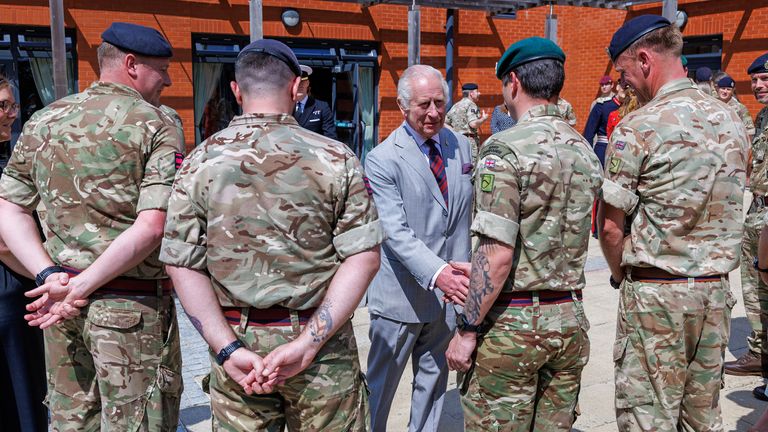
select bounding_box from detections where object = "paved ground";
[176,237,768,432]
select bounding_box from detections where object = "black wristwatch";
[753,257,768,273]
[457,313,484,333]
[215,340,245,365]
[609,275,622,290]
[35,265,66,287]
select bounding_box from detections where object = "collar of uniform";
[88,81,144,100]
[518,103,561,123]
[653,78,697,100]
[228,113,299,127]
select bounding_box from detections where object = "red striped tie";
[426,139,449,207]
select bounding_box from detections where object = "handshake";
[437,261,471,306]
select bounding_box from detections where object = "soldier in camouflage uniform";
[0,22,183,431]
[445,83,488,160]
[556,96,577,126]
[599,16,747,430]
[725,53,768,380]
[159,39,383,431]
[714,75,756,140]
[445,37,602,431]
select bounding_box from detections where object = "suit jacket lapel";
[396,126,448,211]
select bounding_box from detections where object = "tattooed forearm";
[309,301,334,344]
[188,314,204,336]
[464,238,498,324]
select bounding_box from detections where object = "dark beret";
[237,39,301,77]
[748,53,768,75]
[694,67,712,82]
[608,15,670,62]
[462,83,478,91]
[101,22,173,58]
[717,76,735,88]
[496,37,565,79]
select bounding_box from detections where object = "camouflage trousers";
[740,208,768,355]
[466,134,480,162]
[209,315,369,431]
[461,295,590,431]
[45,292,182,432]
[614,274,735,431]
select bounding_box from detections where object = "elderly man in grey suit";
[365,64,474,431]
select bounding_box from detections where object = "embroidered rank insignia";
[608,156,622,174]
[614,141,626,150]
[174,152,184,169]
[480,174,495,192]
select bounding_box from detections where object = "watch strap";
[215,339,245,365]
[457,313,483,333]
[35,265,66,287]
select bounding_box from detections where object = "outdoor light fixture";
[675,10,688,30]
[282,9,300,27]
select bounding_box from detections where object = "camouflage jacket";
[602,78,748,276]
[756,105,768,133]
[0,81,182,278]
[727,97,756,138]
[159,113,384,310]
[751,110,768,197]
[472,104,603,292]
[446,97,481,136]
[557,97,577,126]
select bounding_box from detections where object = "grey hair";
[397,64,449,108]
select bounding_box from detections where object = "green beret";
[496,37,565,79]
[681,55,688,67]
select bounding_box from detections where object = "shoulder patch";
[614,141,626,151]
[479,143,512,159]
[608,156,622,174]
[480,174,495,192]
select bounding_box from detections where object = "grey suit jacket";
[365,123,473,323]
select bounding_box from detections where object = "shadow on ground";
[180,405,211,427]
[728,317,752,358]
[725,389,764,431]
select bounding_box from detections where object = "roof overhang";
[341,0,663,16]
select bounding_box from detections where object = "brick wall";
[2,0,768,147]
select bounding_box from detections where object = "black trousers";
[0,263,47,431]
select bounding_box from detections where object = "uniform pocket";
[87,304,142,366]
[613,336,654,409]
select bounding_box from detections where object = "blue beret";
[462,83,478,91]
[101,22,172,58]
[496,37,565,79]
[237,39,301,77]
[608,15,670,62]
[694,67,712,82]
[717,76,735,88]
[748,53,768,75]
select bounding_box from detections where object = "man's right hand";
[223,348,278,395]
[436,262,469,306]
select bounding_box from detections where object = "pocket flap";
[90,306,142,329]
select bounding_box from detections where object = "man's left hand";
[446,330,476,372]
[260,337,319,386]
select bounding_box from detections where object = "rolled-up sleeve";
[332,155,385,259]
[471,145,521,248]
[138,123,183,212]
[601,124,644,214]
[160,153,208,269]
[0,129,40,210]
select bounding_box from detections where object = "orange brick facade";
[2,0,767,147]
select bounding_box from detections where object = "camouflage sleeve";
[470,144,521,247]
[159,153,208,269]
[332,154,384,259]
[137,121,183,213]
[466,103,481,124]
[0,125,40,210]
[742,105,756,137]
[601,125,643,214]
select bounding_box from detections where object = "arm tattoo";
[309,301,334,344]
[464,238,496,324]
[188,314,204,336]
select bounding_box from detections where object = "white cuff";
[429,263,448,291]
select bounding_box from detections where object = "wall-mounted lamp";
[675,10,688,31]
[282,9,300,27]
